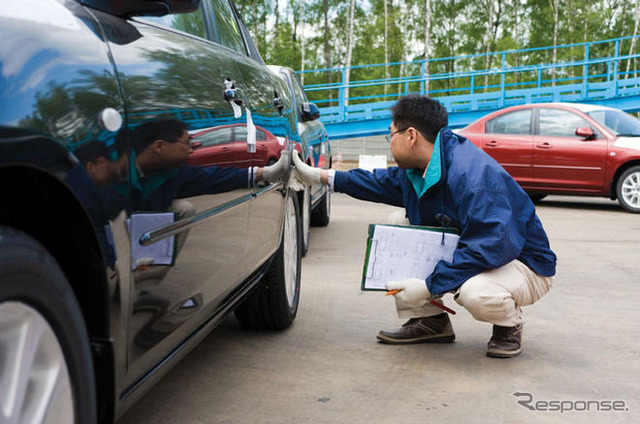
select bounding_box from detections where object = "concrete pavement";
[119,193,640,424]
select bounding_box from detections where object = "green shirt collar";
[406,131,442,198]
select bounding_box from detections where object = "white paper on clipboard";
[362,224,459,290]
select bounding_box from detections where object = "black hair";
[132,119,189,153]
[390,94,448,143]
[114,126,132,156]
[75,140,111,165]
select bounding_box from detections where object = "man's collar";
[406,131,442,198]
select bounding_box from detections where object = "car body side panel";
[103,15,256,388]
[532,135,608,193]
[473,133,534,186]
[230,56,293,269]
[531,107,608,193]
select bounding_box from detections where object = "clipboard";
[127,212,177,270]
[361,224,460,291]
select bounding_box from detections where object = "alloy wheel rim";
[0,301,74,424]
[283,195,299,307]
[303,189,310,248]
[621,171,640,209]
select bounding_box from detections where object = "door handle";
[536,142,552,149]
[223,78,244,106]
[484,140,499,147]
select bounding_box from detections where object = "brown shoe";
[377,313,455,344]
[486,324,523,358]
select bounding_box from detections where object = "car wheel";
[0,226,97,424]
[617,165,640,213]
[235,191,302,330]
[299,187,311,256]
[311,188,330,227]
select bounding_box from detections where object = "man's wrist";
[327,169,336,190]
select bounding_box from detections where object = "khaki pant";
[397,260,554,327]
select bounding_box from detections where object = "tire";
[528,193,547,203]
[311,188,330,227]
[0,226,96,424]
[235,192,302,330]
[616,165,640,213]
[299,187,311,256]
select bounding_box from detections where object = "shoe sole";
[376,333,455,344]
[486,347,522,358]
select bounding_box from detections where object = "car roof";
[514,102,618,113]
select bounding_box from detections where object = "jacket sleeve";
[176,166,249,198]
[426,185,529,295]
[333,167,405,207]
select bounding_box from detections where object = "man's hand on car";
[261,149,291,183]
[292,151,326,186]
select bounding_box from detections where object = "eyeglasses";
[384,128,407,143]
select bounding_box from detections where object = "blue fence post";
[613,39,620,96]
[538,67,542,88]
[500,53,506,107]
[339,67,346,121]
[583,43,590,98]
[420,61,426,95]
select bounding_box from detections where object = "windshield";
[587,109,640,136]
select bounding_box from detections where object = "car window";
[138,10,207,39]
[196,127,233,147]
[290,73,308,106]
[587,109,640,136]
[210,0,247,55]
[234,126,267,141]
[486,109,531,134]
[539,109,590,137]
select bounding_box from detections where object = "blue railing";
[300,35,640,139]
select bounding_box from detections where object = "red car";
[188,124,285,168]
[457,103,640,213]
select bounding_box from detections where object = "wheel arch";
[0,164,115,421]
[610,160,640,200]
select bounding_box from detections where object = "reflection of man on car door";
[123,119,290,211]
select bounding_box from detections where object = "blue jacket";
[334,128,556,295]
[116,165,250,212]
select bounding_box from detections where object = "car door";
[533,108,608,192]
[479,108,534,187]
[211,0,299,269]
[101,4,255,386]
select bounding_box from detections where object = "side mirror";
[190,141,202,149]
[576,127,597,140]
[301,103,320,122]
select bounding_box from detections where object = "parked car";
[188,124,285,168]
[0,1,305,423]
[268,65,332,254]
[457,102,640,213]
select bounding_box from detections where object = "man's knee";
[455,280,516,323]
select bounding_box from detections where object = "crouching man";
[292,95,556,358]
